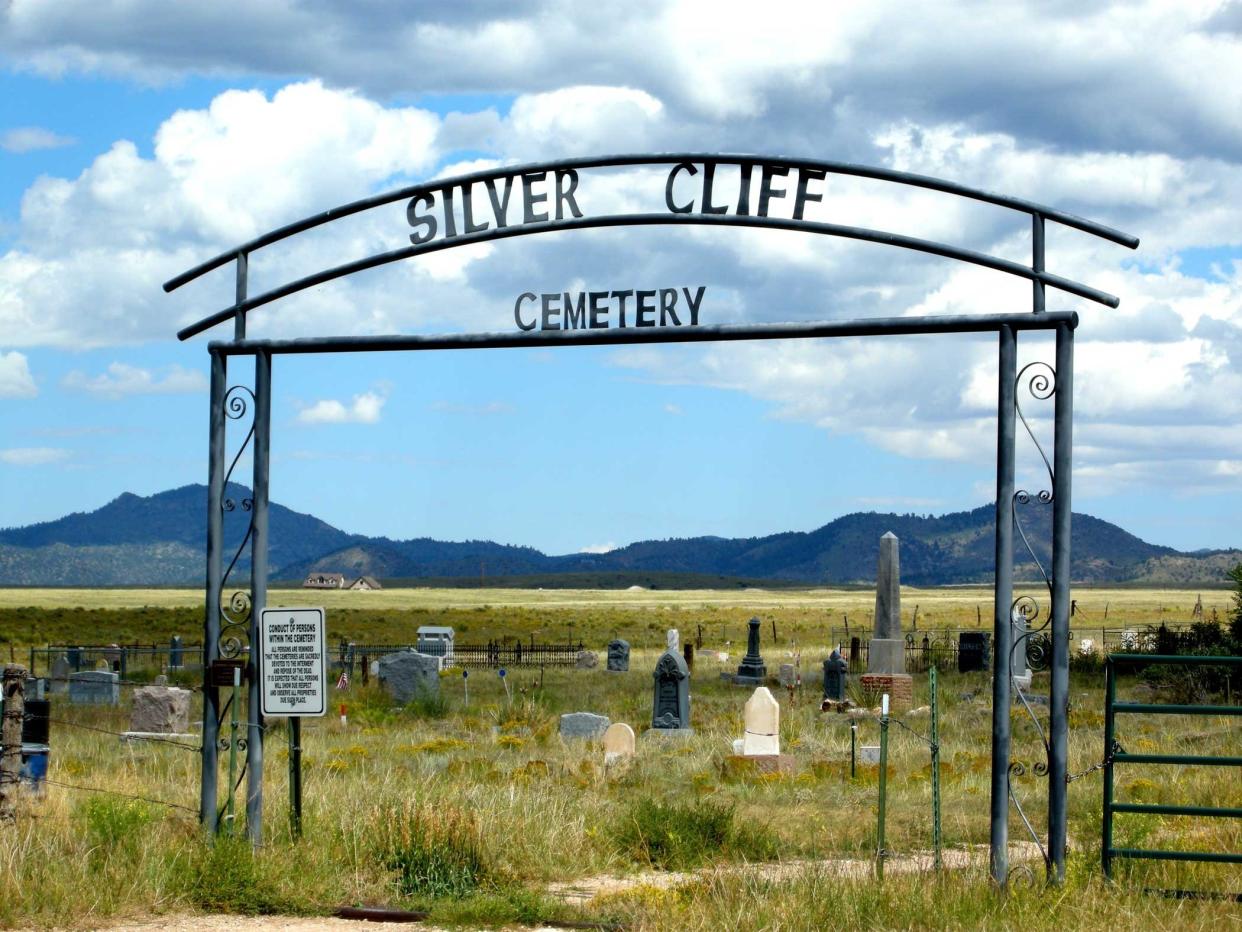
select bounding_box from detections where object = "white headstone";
[741,686,780,756]
[603,722,636,765]
[666,628,679,652]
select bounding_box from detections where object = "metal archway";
[166,153,1139,885]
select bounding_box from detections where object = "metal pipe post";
[1032,215,1046,314]
[246,349,271,845]
[1048,321,1074,881]
[234,252,248,341]
[990,324,1017,886]
[200,349,227,831]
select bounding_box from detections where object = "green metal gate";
[1103,653,1242,884]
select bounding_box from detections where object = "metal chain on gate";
[1067,739,1123,783]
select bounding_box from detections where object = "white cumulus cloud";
[0,351,37,398]
[297,390,386,425]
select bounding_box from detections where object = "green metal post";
[931,666,942,871]
[1102,657,1116,879]
[226,665,240,835]
[877,695,890,880]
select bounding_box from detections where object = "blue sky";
[2,2,1240,557]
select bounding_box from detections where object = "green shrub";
[615,797,779,870]
[76,796,157,854]
[374,803,489,899]
[177,835,297,914]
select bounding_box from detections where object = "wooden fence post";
[1,664,26,823]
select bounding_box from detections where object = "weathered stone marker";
[860,532,914,709]
[650,630,691,734]
[49,655,71,695]
[778,663,797,688]
[725,686,793,775]
[377,651,441,704]
[68,671,119,705]
[822,649,848,702]
[575,650,599,669]
[741,687,780,756]
[603,722,636,766]
[606,639,630,673]
[129,684,192,734]
[560,711,610,740]
[1011,605,1033,691]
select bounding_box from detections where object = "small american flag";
[335,670,349,690]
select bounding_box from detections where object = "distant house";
[348,575,382,591]
[303,572,346,589]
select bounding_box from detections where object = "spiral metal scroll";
[1007,361,1059,873]
[217,385,256,662]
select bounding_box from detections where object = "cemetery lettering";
[514,286,706,331]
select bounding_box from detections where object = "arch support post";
[246,349,271,845]
[1047,321,1074,881]
[200,349,226,830]
[990,324,1017,886]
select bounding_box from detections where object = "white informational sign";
[259,607,326,717]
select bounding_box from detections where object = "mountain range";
[0,484,1237,587]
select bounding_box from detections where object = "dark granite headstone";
[606,639,630,672]
[683,642,695,673]
[735,617,767,683]
[822,649,848,701]
[651,650,691,731]
[958,632,991,673]
[377,651,441,704]
[169,636,183,669]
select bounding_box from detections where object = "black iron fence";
[338,639,585,672]
[29,642,204,679]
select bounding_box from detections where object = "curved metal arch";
[168,153,1140,342]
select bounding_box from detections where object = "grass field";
[0,585,1227,655]
[0,587,1238,930]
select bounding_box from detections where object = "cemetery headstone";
[129,684,192,734]
[958,631,991,673]
[169,635,184,669]
[66,647,82,671]
[778,663,797,688]
[606,639,630,673]
[860,532,914,709]
[560,711,611,740]
[68,670,119,706]
[377,651,441,704]
[1011,605,1033,691]
[49,654,71,695]
[723,686,793,775]
[650,635,692,734]
[741,687,780,756]
[603,722,636,766]
[849,636,861,674]
[860,745,881,765]
[683,642,695,673]
[822,649,848,702]
[732,617,767,685]
[575,650,599,669]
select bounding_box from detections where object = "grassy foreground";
[1,648,1239,928]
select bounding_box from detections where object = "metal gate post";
[1048,320,1074,881]
[990,323,1017,885]
[246,348,271,845]
[200,348,226,831]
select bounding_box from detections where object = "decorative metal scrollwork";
[217,385,256,662]
[1007,761,1051,871]
[1007,359,1059,874]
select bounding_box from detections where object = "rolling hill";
[0,484,1236,587]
